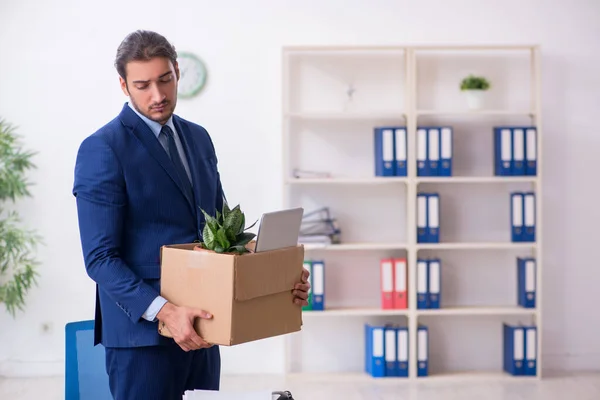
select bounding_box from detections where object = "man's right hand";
[156,302,213,352]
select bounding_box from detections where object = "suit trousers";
[105,341,221,400]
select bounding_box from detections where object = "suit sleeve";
[204,127,227,211]
[73,135,160,323]
[215,171,226,212]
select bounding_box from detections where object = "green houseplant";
[460,74,491,110]
[0,119,41,316]
[196,203,257,254]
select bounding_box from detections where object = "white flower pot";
[463,89,487,110]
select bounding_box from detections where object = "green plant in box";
[198,203,258,254]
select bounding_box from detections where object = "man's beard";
[130,96,176,125]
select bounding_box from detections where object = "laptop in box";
[254,207,304,253]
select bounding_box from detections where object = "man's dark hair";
[114,30,178,80]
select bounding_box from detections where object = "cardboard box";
[158,242,305,346]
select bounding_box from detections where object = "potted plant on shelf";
[0,118,41,316]
[460,74,491,110]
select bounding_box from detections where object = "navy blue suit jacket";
[73,103,225,349]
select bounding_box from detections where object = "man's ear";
[119,76,129,96]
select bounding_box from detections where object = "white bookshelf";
[281,45,542,381]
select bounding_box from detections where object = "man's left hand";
[292,267,311,306]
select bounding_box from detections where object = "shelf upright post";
[406,46,419,381]
[531,44,543,380]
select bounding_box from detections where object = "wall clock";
[177,51,207,98]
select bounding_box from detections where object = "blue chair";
[65,320,112,400]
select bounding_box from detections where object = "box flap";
[234,245,304,301]
[162,243,199,252]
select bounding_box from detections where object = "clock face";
[177,52,207,98]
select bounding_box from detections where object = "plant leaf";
[202,221,216,250]
[222,202,231,217]
[225,229,236,243]
[234,232,256,247]
[228,245,248,254]
[244,219,258,231]
[460,74,490,91]
[201,208,219,228]
[216,227,230,250]
[237,214,244,235]
[0,120,37,203]
[224,206,243,238]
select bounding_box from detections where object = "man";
[72,30,310,399]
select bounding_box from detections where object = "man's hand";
[292,267,311,306]
[156,302,213,352]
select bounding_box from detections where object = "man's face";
[120,56,179,125]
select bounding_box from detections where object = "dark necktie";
[160,125,194,203]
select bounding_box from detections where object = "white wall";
[0,0,599,377]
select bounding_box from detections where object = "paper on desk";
[183,389,274,400]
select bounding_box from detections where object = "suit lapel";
[119,104,195,216]
[173,116,201,216]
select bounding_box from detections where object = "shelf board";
[287,176,536,184]
[416,176,538,184]
[287,177,408,185]
[285,372,404,384]
[285,111,406,120]
[284,44,537,53]
[300,306,535,317]
[412,44,538,51]
[416,109,535,116]
[417,306,537,316]
[283,45,407,54]
[284,371,536,383]
[287,110,535,119]
[301,242,534,251]
[303,242,407,251]
[302,307,409,317]
[419,371,538,381]
[417,242,536,250]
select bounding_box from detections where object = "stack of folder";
[302,260,325,311]
[364,323,409,377]
[417,258,441,309]
[517,257,536,308]
[494,126,537,176]
[510,192,536,242]
[417,192,440,243]
[298,207,341,245]
[374,126,407,177]
[364,324,429,378]
[417,126,453,177]
[375,125,538,178]
[380,258,407,309]
[502,323,537,376]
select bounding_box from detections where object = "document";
[184,389,274,400]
